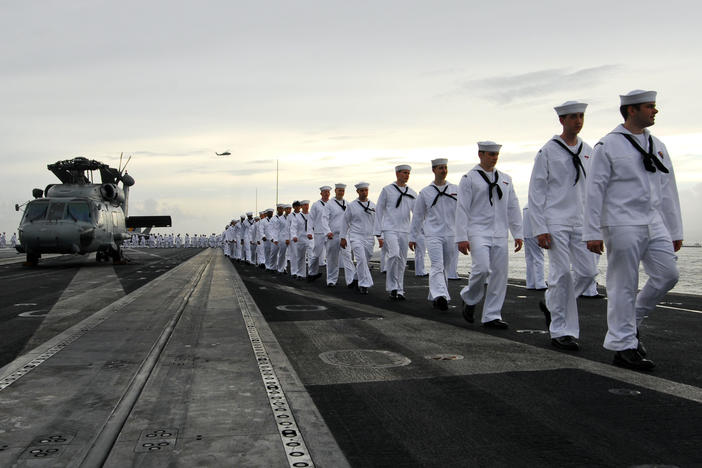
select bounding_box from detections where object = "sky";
[2,0,701,240]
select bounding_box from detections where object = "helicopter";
[215,151,231,156]
[15,155,171,265]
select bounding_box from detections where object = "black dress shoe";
[613,349,654,371]
[307,273,322,282]
[579,293,604,299]
[539,300,551,327]
[462,302,475,323]
[327,283,336,288]
[551,336,580,351]
[397,293,406,301]
[359,286,369,295]
[347,279,358,289]
[483,319,509,329]
[433,296,449,311]
[389,290,398,300]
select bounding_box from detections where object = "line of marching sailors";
[123,233,223,249]
[223,90,683,372]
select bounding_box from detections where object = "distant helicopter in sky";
[15,154,171,265]
[215,151,231,156]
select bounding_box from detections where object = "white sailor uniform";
[584,124,682,351]
[277,213,291,273]
[308,200,331,276]
[290,211,313,277]
[374,183,417,295]
[529,136,598,339]
[341,199,377,288]
[455,165,522,323]
[410,181,459,302]
[326,198,357,286]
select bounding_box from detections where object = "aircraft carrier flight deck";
[1,247,700,467]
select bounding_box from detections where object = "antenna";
[255,188,258,214]
[276,159,279,206]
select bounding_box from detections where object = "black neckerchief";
[551,139,587,185]
[621,133,669,174]
[476,170,503,206]
[392,184,415,208]
[334,199,346,211]
[358,200,375,214]
[430,184,457,207]
[320,200,326,206]
[300,213,308,231]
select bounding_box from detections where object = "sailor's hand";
[458,241,470,255]
[408,241,416,252]
[327,232,334,239]
[285,240,290,245]
[293,237,298,242]
[307,234,313,240]
[673,240,683,252]
[262,237,267,241]
[536,233,551,249]
[514,238,523,253]
[340,238,347,249]
[587,240,604,255]
[378,238,384,248]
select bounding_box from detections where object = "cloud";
[448,65,622,105]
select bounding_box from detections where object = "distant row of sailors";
[0,232,18,249]
[221,90,683,372]
[123,233,223,249]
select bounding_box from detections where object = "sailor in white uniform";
[340,182,380,294]
[528,100,598,350]
[242,212,255,263]
[585,90,682,370]
[290,200,313,279]
[456,141,523,329]
[308,187,333,281]
[277,204,292,273]
[0,232,6,248]
[325,183,357,287]
[410,158,458,310]
[269,205,284,271]
[522,205,546,290]
[374,164,417,300]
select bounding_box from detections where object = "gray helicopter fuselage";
[18,183,128,256]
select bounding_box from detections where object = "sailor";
[0,232,6,248]
[222,225,231,257]
[262,208,275,270]
[410,158,458,310]
[446,246,460,281]
[243,212,255,264]
[325,183,357,287]
[528,101,598,350]
[277,204,292,273]
[308,186,333,282]
[269,205,284,272]
[340,182,380,294]
[584,90,682,370]
[184,233,190,248]
[255,213,266,267]
[225,221,237,257]
[522,205,547,290]
[290,200,313,279]
[374,164,417,300]
[287,201,302,276]
[456,141,523,329]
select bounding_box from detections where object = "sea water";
[450,246,702,296]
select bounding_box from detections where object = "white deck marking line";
[232,275,315,468]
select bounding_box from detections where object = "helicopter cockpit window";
[24,201,49,222]
[47,202,66,221]
[67,202,91,222]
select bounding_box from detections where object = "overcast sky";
[2,0,701,240]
